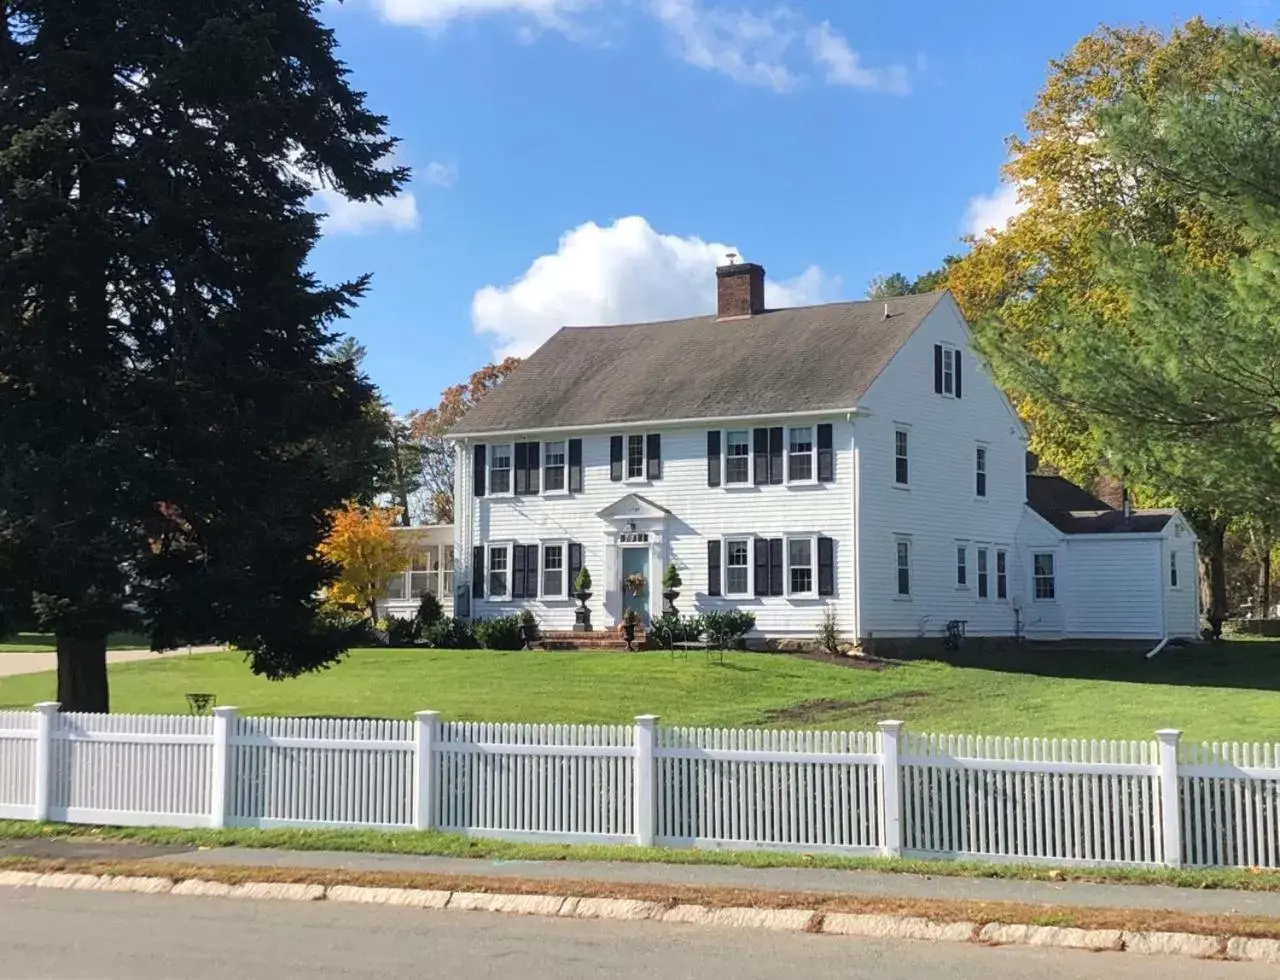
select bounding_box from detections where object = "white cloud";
[422,161,459,187]
[649,0,798,92]
[962,180,1027,239]
[471,215,839,356]
[369,0,595,32]
[315,187,421,235]
[806,21,909,94]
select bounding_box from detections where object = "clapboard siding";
[854,298,1030,638]
[1163,521,1200,638]
[1064,538,1162,638]
[463,420,857,634]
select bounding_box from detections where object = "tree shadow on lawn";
[890,638,1280,693]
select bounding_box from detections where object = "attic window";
[942,347,956,396]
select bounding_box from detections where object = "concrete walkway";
[4,837,1278,919]
[0,646,224,678]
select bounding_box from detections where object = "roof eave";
[447,405,865,441]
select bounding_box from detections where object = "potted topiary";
[573,567,593,632]
[621,607,641,650]
[661,562,682,616]
[518,609,539,649]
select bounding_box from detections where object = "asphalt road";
[1,888,1273,980]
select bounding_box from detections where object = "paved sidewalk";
[0,646,223,678]
[6,837,1277,919]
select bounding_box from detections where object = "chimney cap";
[716,261,766,279]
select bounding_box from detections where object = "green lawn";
[0,640,1277,741]
[0,632,152,653]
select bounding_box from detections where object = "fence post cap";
[635,714,660,724]
[34,701,60,713]
[1154,728,1183,742]
[211,705,239,717]
[415,710,441,721]
[877,719,905,732]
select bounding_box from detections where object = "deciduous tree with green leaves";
[0,2,407,710]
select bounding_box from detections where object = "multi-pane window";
[956,545,967,587]
[488,545,510,599]
[976,446,987,497]
[788,537,813,595]
[544,441,566,492]
[996,549,1007,600]
[1170,551,1179,588]
[409,550,435,599]
[725,430,750,484]
[490,444,512,494]
[976,547,989,599]
[1033,553,1056,600]
[726,538,750,596]
[442,546,455,598]
[627,434,645,479]
[942,347,956,395]
[788,426,814,482]
[896,539,911,596]
[385,573,407,601]
[894,430,909,485]
[542,544,564,598]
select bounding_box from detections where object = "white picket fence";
[1,702,1278,869]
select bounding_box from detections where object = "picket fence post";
[878,720,905,858]
[32,701,59,822]
[1155,728,1183,867]
[634,715,658,847]
[209,706,238,829]
[414,710,441,830]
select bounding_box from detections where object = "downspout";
[1145,636,1169,659]
[1147,539,1168,658]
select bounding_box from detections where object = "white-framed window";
[442,545,455,598]
[725,430,750,484]
[489,443,513,495]
[385,573,407,601]
[996,549,1008,600]
[487,543,511,600]
[894,429,909,486]
[942,346,957,396]
[409,549,435,599]
[975,445,988,498]
[786,536,815,596]
[543,441,566,492]
[1033,552,1056,601]
[541,542,566,598]
[956,544,968,588]
[725,537,751,596]
[787,426,815,483]
[895,537,912,597]
[1170,550,1179,588]
[626,434,645,480]
[976,547,989,599]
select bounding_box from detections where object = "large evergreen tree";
[0,2,407,710]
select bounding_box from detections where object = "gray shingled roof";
[1026,475,1174,534]
[450,292,948,436]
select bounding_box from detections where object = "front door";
[621,547,650,622]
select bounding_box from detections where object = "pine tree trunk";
[56,633,109,713]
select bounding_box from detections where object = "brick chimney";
[1093,473,1126,511]
[716,262,766,318]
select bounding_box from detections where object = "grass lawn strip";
[4,820,1280,893]
[3,852,1280,950]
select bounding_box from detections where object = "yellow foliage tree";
[317,503,408,622]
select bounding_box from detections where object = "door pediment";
[596,493,671,523]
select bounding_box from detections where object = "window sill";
[623,477,652,487]
[541,489,572,498]
[893,595,913,602]
[892,483,911,491]
[785,594,825,603]
[785,480,823,489]
[485,492,515,501]
[721,483,758,492]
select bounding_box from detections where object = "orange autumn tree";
[318,503,408,622]
[408,357,521,524]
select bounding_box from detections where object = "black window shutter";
[568,542,583,593]
[817,424,834,483]
[707,431,721,487]
[610,436,623,482]
[512,544,527,598]
[754,539,769,596]
[934,344,943,393]
[753,428,769,485]
[768,427,783,485]
[472,546,484,598]
[768,538,784,596]
[647,433,662,480]
[513,442,527,495]
[526,442,540,494]
[525,544,539,599]
[955,351,963,399]
[707,540,721,597]
[473,444,486,497]
[568,439,583,493]
[818,537,834,596]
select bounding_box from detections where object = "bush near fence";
[1,703,1278,869]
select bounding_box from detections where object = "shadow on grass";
[891,638,1280,693]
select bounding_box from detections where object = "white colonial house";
[446,261,1199,645]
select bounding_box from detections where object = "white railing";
[1,702,1278,869]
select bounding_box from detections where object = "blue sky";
[309,0,1268,414]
